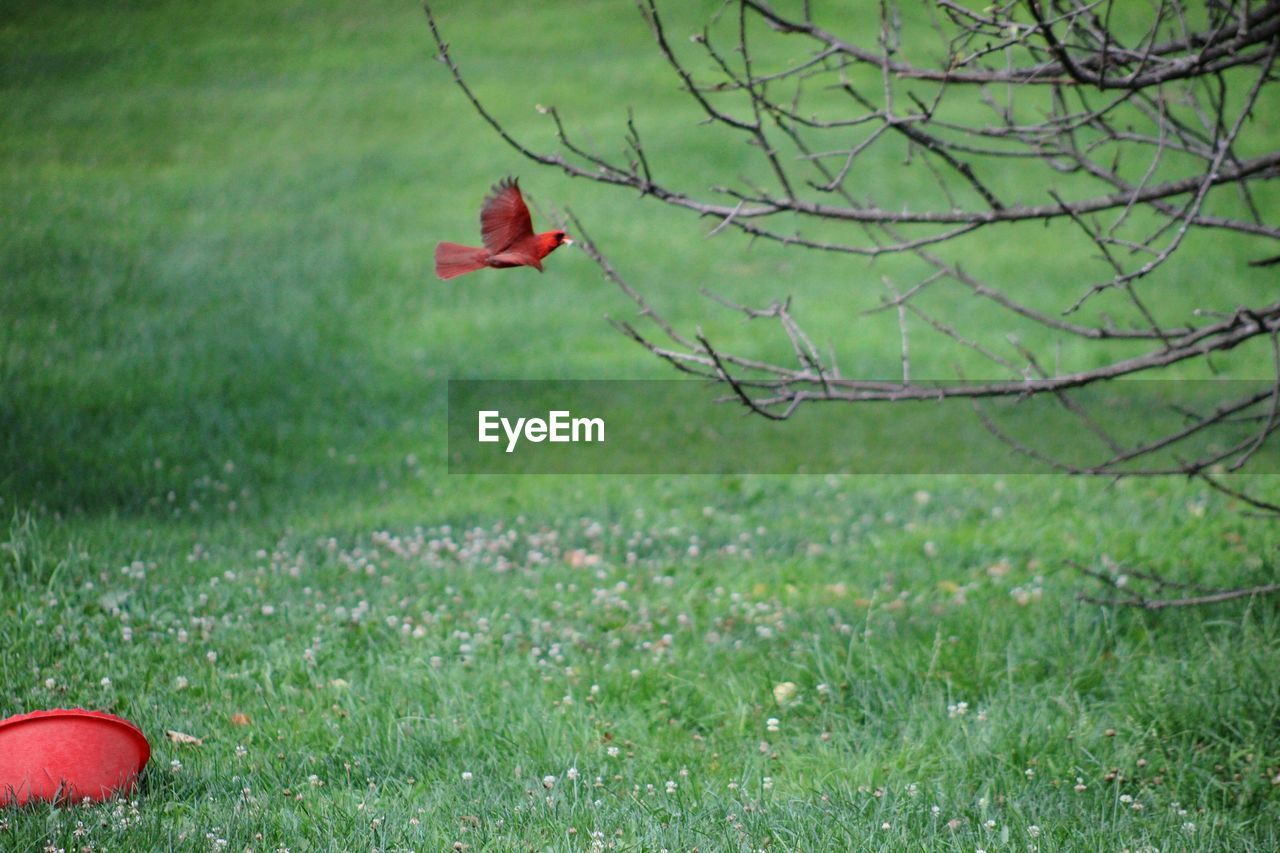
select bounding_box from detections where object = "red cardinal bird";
[435,177,572,280]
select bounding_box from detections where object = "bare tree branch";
[424,0,1280,604]
[1069,560,1280,610]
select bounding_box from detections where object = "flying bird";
[435,177,572,280]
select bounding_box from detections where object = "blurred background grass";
[3,0,1275,522]
[0,0,782,517]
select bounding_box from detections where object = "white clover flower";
[766,717,780,733]
[567,767,579,781]
[542,775,556,789]
[461,771,473,782]
[772,682,798,705]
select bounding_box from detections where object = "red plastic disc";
[0,709,151,806]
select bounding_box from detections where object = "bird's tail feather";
[434,242,489,280]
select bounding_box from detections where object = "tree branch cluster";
[424,0,1280,602]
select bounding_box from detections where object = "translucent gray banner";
[447,380,1279,474]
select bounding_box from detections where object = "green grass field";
[2,1,1278,849]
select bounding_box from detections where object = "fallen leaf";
[165,730,203,745]
[230,712,250,727]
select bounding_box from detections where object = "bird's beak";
[563,237,574,245]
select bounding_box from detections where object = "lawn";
[1,1,1278,850]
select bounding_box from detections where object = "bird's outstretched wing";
[479,177,534,253]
